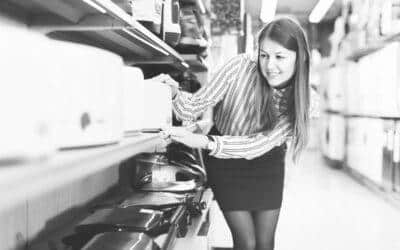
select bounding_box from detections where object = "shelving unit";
[2,0,188,70]
[0,0,213,248]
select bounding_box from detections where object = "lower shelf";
[0,133,161,212]
[344,165,400,209]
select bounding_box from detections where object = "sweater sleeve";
[208,117,293,160]
[172,55,242,121]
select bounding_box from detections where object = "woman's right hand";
[147,73,179,98]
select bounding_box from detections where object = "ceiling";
[244,0,342,23]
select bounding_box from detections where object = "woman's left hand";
[162,126,209,149]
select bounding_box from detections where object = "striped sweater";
[173,53,301,160]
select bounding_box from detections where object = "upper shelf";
[3,0,188,70]
[346,32,400,61]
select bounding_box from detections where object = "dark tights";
[223,209,281,250]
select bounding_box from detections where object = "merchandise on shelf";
[175,5,208,54]
[351,42,400,117]
[50,39,124,149]
[344,60,362,114]
[122,66,145,134]
[320,113,346,163]
[82,232,158,250]
[141,79,173,129]
[122,70,172,134]
[131,0,163,34]
[346,117,393,186]
[112,0,132,14]
[320,64,347,112]
[161,0,182,46]
[0,25,56,163]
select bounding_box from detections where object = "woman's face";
[259,37,297,88]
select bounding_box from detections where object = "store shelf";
[181,54,208,72]
[3,0,188,70]
[0,133,161,212]
[323,109,400,120]
[346,32,400,61]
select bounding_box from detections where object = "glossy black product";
[133,153,167,188]
[119,191,192,209]
[82,232,160,250]
[170,160,206,180]
[75,207,165,237]
[140,179,199,193]
[134,152,206,187]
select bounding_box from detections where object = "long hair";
[254,17,310,161]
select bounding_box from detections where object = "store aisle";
[209,148,400,250]
[277,149,400,250]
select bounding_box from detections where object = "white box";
[122,66,145,133]
[50,40,124,149]
[0,26,56,162]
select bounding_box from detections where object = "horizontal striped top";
[173,53,315,160]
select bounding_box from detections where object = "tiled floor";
[209,149,400,250]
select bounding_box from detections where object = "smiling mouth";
[267,73,279,78]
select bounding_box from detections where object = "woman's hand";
[147,73,179,98]
[162,126,209,149]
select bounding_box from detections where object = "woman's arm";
[172,55,243,122]
[164,117,292,160]
[208,118,292,159]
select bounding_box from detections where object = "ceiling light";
[260,0,278,23]
[309,0,335,23]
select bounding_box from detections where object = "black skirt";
[205,126,286,211]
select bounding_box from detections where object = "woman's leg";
[252,208,281,250]
[223,210,256,250]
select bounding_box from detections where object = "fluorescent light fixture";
[122,28,169,56]
[196,0,206,14]
[181,62,189,68]
[260,0,278,23]
[309,0,335,23]
[82,0,107,13]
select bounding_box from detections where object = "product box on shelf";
[348,42,400,117]
[141,79,173,130]
[131,0,163,34]
[325,65,346,112]
[122,69,172,134]
[161,0,181,46]
[372,42,400,117]
[50,39,124,149]
[122,66,145,134]
[356,54,377,115]
[346,117,389,186]
[344,60,362,115]
[320,112,346,164]
[0,25,56,163]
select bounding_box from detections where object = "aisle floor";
[209,149,400,250]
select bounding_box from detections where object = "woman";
[161,17,311,250]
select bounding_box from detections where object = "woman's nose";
[266,57,276,70]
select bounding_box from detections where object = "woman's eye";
[277,55,285,59]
